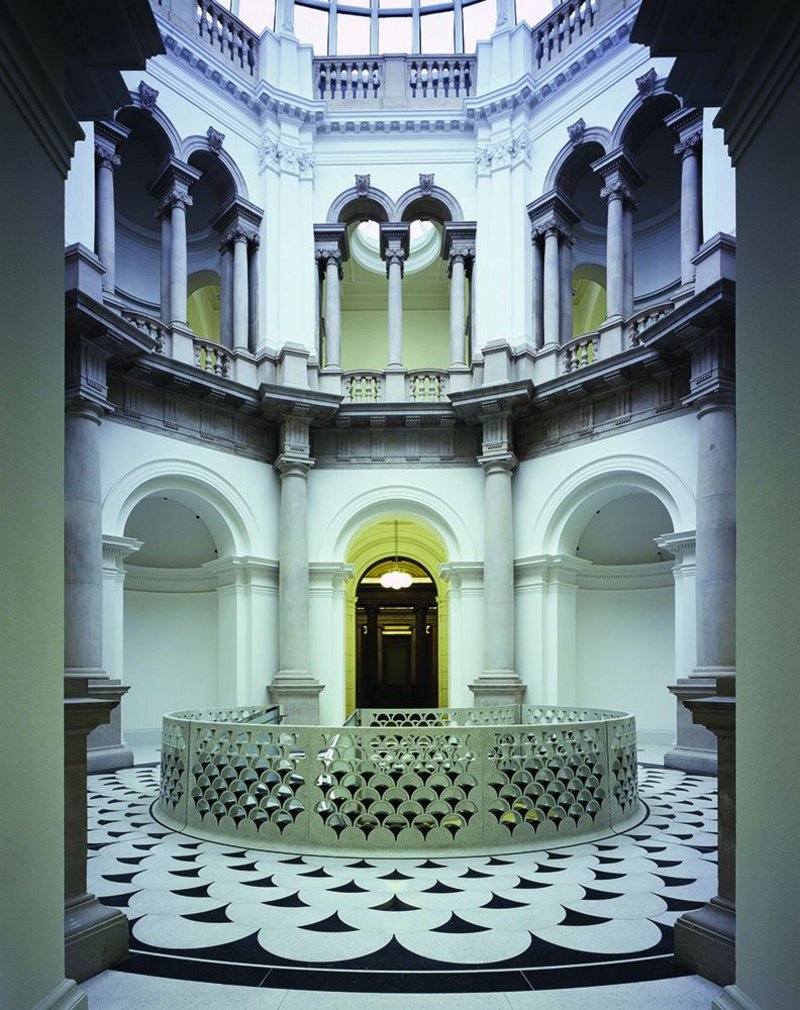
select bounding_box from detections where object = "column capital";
[665,105,704,156]
[93,119,129,170]
[147,155,202,213]
[442,220,477,264]
[379,221,411,277]
[210,193,264,241]
[478,451,517,475]
[220,223,259,252]
[527,188,581,242]
[591,147,647,205]
[275,455,314,478]
[315,247,344,280]
[314,223,349,262]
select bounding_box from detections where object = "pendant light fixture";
[380,520,413,590]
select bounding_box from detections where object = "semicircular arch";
[103,458,260,558]
[542,128,611,193]
[610,80,680,152]
[327,186,395,224]
[182,136,249,200]
[395,184,463,223]
[534,454,695,556]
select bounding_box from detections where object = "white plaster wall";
[123,588,219,731]
[575,585,675,739]
[514,412,698,557]
[100,421,280,557]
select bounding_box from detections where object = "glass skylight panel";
[462,0,495,51]
[337,12,372,53]
[379,16,413,52]
[239,0,276,33]
[420,9,455,52]
[295,5,329,53]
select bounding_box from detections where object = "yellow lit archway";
[344,516,449,714]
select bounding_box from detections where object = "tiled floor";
[81,757,722,1008]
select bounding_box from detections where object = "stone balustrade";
[156,703,641,855]
[628,301,676,345]
[533,0,599,70]
[344,371,384,403]
[407,370,448,402]
[194,339,230,376]
[121,309,166,353]
[562,332,599,372]
[155,0,258,78]
[314,54,475,106]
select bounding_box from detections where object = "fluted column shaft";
[94,152,119,295]
[448,253,467,367]
[387,253,404,368]
[543,228,561,345]
[232,231,249,351]
[482,458,515,675]
[324,254,342,368]
[277,460,312,675]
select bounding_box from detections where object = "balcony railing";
[533,0,600,70]
[407,371,449,402]
[562,332,599,373]
[194,339,230,377]
[156,0,259,78]
[345,371,384,403]
[628,301,675,346]
[314,55,475,106]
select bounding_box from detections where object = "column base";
[664,745,718,775]
[65,892,128,984]
[33,979,88,1010]
[674,896,735,987]
[268,671,324,725]
[713,985,764,1010]
[87,744,134,774]
[469,670,525,707]
[87,680,132,772]
[667,678,718,774]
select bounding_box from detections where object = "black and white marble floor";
[87,764,718,996]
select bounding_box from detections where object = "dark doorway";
[355,558,438,708]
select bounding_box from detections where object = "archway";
[344,516,449,714]
[355,555,438,708]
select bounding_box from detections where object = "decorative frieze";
[259,139,315,178]
[474,129,533,176]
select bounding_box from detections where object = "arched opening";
[113,107,174,311]
[121,490,223,738]
[343,515,450,714]
[340,217,449,371]
[355,556,438,708]
[572,262,607,336]
[187,269,221,341]
[571,488,676,745]
[618,94,683,301]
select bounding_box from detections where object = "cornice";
[123,564,219,593]
[0,3,84,178]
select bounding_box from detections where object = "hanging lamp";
[380,520,413,590]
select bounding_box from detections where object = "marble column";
[269,415,324,724]
[559,229,574,343]
[148,157,201,328]
[248,233,260,353]
[442,221,476,369]
[93,121,128,297]
[219,237,233,347]
[380,223,410,372]
[168,191,190,325]
[231,228,250,351]
[158,208,172,324]
[322,251,343,368]
[386,249,404,368]
[670,330,736,985]
[313,224,349,374]
[448,252,467,367]
[531,229,544,350]
[543,227,561,346]
[64,335,129,980]
[469,411,525,706]
[592,149,644,322]
[526,192,580,349]
[666,106,704,287]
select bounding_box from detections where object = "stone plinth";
[269,672,324,725]
[87,680,133,773]
[469,672,526,706]
[664,678,718,774]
